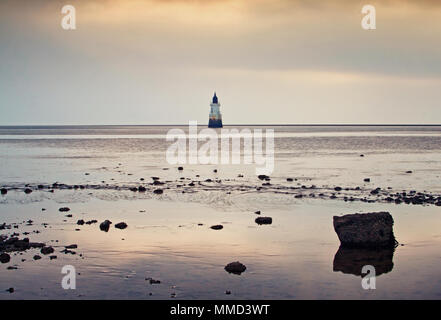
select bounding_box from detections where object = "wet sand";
[1,178,441,299]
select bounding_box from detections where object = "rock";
[86,220,98,225]
[40,246,54,255]
[406,170,413,174]
[257,175,269,180]
[225,290,231,295]
[255,217,272,225]
[153,189,163,195]
[50,255,57,260]
[286,178,293,182]
[77,219,85,225]
[33,255,41,260]
[360,154,364,157]
[24,188,32,194]
[225,261,246,275]
[146,278,161,284]
[0,253,10,263]
[115,222,128,229]
[99,220,112,232]
[178,166,183,171]
[333,212,396,248]
[0,188,7,195]
[210,225,223,230]
[213,169,218,173]
[138,186,147,192]
[13,239,30,250]
[59,207,70,212]
[334,187,342,192]
[364,178,371,182]
[254,211,261,215]
[6,288,14,293]
[65,244,78,249]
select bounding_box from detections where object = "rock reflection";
[333,246,395,277]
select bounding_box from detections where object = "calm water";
[0,125,441,299]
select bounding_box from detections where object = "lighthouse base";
[208,119,223,128]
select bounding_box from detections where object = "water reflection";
[333,246,395,277]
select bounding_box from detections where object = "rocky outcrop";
[333,212,397,248]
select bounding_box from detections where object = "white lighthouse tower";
[208,92,223,128]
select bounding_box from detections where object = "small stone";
[0,188,7,195]
[6,288,14,293]
[178,166,183,171]
[77,219,85,225]
[33,255,41,260]
[50,255,57,260]
[41,246,54,255]
[153,189,163,195]
[225,290,231,295]
[210,225,223,230]
[254,211,261,215]
[286,178,293,182]
[59,207,70,212]
[65,244,78,249]
[24,188,32,194]
[138,186,147,192]
[364,178,371,182]
[255,217,272,225]
[0,253,10,263]
[225,261,247,275]
[115,222,128,229]
[99,220,112,232]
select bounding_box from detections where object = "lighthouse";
[208,92,223,128]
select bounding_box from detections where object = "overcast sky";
[1,0,440,125]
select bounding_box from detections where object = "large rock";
[333,212,396,248]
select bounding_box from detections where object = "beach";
[1,125,441,299]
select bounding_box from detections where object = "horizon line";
[1,124,441,127]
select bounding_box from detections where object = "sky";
[0,0,441,125]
